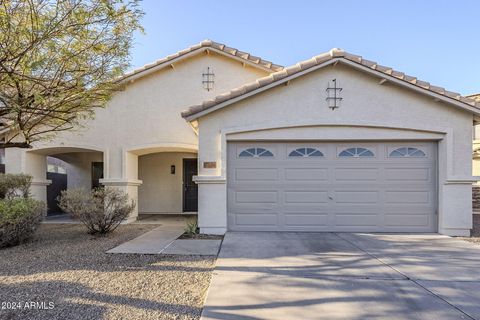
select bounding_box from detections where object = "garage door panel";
[385,191,430,204]
[385,207,434,215]
[284,168,328,181]
[235,191,278,204]
[227,141,436,232]
[234,213,278,226]
[235,168,279,181]
[334,168,380,181]
[334,191,379,203]
[284,191,328,203]
[385,168,430,181]
[284,213,329,226]
[334,214,380,227]
[385,215,430,227]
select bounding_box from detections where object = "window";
[239,148,274,158]
[339,147,374,158]
[389,147,426,158]
[47,156,67,174]
[289,148,324,157]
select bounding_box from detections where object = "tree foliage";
[0,0,143,148]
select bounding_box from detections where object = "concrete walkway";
[202,232,480,320]
[107,215,191,254]
[106,224,184,254]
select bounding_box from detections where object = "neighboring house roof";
[117,39,283,83]
[468,93,480,101]
[182,48,480,120]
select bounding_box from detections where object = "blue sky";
[131,0,480,95]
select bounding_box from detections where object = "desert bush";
[0,198,46,248]
[58,188,135,234]
[184,217,199,235]
[0,174,32,199]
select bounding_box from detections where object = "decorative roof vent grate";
[202,67,215,91]
[326,79,342,110]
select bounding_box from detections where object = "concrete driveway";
[201,232,480,320]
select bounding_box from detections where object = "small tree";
[58,187,135,234]
[0,0,144,148]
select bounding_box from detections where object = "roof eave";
[117,47,280,84]
[183,58,480,121]
[183,59,336,121]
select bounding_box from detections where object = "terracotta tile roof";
[117,40,283,82]
[182,48,480,119]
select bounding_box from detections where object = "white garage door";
[227,142,437,232]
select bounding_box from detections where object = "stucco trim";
[193,176,226,184]
[31,179,52,186]
[27,144,107,155]
[444,178,479,184]
[182,50,480,120]
[214,121,449,179]
[126,143,198,156]
[100,179,143,186]
[222,121,448,137]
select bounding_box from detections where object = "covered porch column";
[5,148,50,202]
[100,148,142,223]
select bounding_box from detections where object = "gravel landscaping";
[0,224,215,320]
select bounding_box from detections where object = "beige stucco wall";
[5,51,269,219]
[196,63,474,236]
[138,152,196,213]
[58,152,103,190]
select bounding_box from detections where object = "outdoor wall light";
[170,165,175,174]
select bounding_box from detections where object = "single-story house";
[3,40,480,236]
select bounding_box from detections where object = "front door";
[183,159,198,212]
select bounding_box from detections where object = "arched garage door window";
[389,147,426,158]
[239,148,273,158]
[289,148,324,157]
[338,147,374,158]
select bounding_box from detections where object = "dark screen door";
[46,172,67,215]
[91,162,104,189]
[183,159,198,212]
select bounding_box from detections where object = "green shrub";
[0,173,32,199]
[0,198,46,248]
[58,188,135,234]
[184,217,198,235]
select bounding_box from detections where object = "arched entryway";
[8,146,105,214]
[127,144,198,216]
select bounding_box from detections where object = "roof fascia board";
[119,47,274,84]
[340,59,480,116]
[184,59,338,121]
[185,58,480,121]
